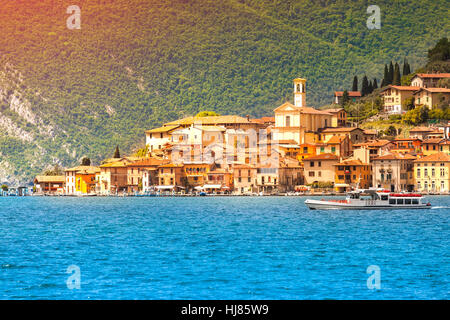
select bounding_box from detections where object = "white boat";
[305,189,431,210]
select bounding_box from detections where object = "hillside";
[0,0,448,184]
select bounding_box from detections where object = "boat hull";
[304,199,431,210]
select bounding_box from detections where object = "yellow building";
[380,85,420,114]
[413,88,450,109]
[334,159,372,192]
[65,165,100,195]
[414,152,450,193]
[273,78,334,145]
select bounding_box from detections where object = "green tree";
[382,64,389,86]
[388,61,394,85]
[403,58,411,75]
[341,90,350,106]
[428,37,450,62]
[81,157,91,166]
[361,76,369,96]
[196,111,221,117]
[352,76,358,92]
[393,62,401,85]
[113,146,120,158]
[1,184,8,191]
[372,78,378,90]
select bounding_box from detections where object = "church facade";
[273,78,335,145]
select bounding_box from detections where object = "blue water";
[0,196,448,299]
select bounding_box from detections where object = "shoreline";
[3,193,450,198]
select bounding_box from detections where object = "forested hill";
[0,0,448,184]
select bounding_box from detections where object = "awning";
[334,183,350,187]
[194,186,204,190]
[156,185,175,189]
[203,184,222,189]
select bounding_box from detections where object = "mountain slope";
[0,0,448,184]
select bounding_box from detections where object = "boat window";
[389,199,395,204]
[396,199,404,205]
[412,199,419,205]
[405,199,411,205]
[381,195,388,201]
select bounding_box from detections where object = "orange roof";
[422,138,444,144]
[334,91,361,97]
[414,73,450,79]
[410,126,434,132]
[334,159,368,166]
[414,152,450,162]
[233,164,255,169]
[374,153,416,161]
[34,175,65,183]
[305,153,339,161]
[353,139,391,148]
[415,87,450,93]
[322,127,361,133]
[382,85,421,91]
[326,136,346,144]
[145,125,180,134]
[325,108,345,113]
[158,164,183,168]
[165,115,251,126]
[128,158,168,167]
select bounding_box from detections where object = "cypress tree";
[383,64,389,86]
[361,76,369,96]
[113,146,120,158]
[373,78,378,90]
[352,76,358,92]
[388,61,394,85]
[393,62,401,85]
[403,58,410,75]
[368,80,373,94]
[341,90,350,106]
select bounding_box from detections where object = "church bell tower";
[293,78,306,107]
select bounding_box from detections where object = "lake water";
[0,196,448,299]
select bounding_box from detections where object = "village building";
[372,153,416,192]
[273,78,334,145]
[439,139,450,155]
[422,138,446,156]
[326,108,348,127]
[414,152,450,193]
[127,158,167,193]
[352,139,395,161]
[98,159,132,195]
[145,125,180,152]
[157,164,186,192]
[183,162,213,190]
[409,127,436,140]
[333,91,361,105]
[410,73,450,88]
[317,135,351,157]
[380,85,420,114]
[391,138,422,154]
[413,87,450,109]
[319,127,370,146]
[64,165,100,195]
[334,159,372,192]
[204,169,233,193]
[34,176,65,195]
[303,153,339,187]
[233,164,257,194]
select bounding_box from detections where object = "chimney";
[246,114,250,121]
